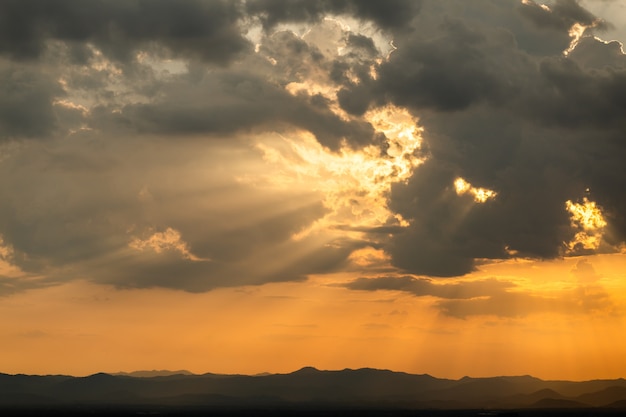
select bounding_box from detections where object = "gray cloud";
[0,0,249,63]
[568,36,626,68]
[112,69,379,150]
[332,0,626,276]
[343,274,617,318]
[0,61,64,140]
[0,1,394,295]
[520,0,602,31]
[1,0,626,295]
[246,0,421,32]
[0,134,366,294]
[344,275,515,299]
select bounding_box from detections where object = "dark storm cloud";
[331,0,626,276]
[0,62,63,140]
[0,1,388,149]
[340,0,585,115]
[0,0,398,295]
[345,33,379,56]
[246,0,421,32]
[568,36,626,68]
[519,0,602,31]
[104,68,379,150]
[0,0,249,63]
[2,0,626,294]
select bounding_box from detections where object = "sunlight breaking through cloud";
[565,198,607,252]
[454,178,497,203]
[254,104,423,237]
[129,228,207,261]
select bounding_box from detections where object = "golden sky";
[1,0,626,380]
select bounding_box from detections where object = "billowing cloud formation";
[0,61,63,139]
[0,0,248,63]
[336,0,626,276]
[246,0,422,31]
[1,0,626,295]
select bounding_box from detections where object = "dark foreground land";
[3,407,626,417]
[2,367,626,416]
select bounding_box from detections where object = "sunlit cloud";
[0,235,22,278]
[565,22,589,56]
[129,228,207,262]
[565,197,607,252]
[252,104,422,239]
[453,177,497,203]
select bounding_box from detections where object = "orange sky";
[2,253,625,380]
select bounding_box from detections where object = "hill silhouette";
[1,367,626,413]
[112,369,195,377]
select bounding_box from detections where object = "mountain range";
[2,367,626,412]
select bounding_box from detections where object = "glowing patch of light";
[348,247,391,267]
[0,235,14,262]
[53,99,89,115]
[89,45,123,75]
[454,178,497,203]
[285,81,337,102]
[369,60,381,80]
[565,198,607,251]
[387,39,398,59]
[565,23,587,56]
[242,20,417,238]
[248,105,423,237]
[0,235,25,278]
[129,228,207,261]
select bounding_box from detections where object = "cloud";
[332,0,626,276]
[343,274,617,318]
[0,132,369,294]
[1,0,626,295]
[0,61,64,140]
[246,0,421,32]
[436,285,615,318]
[519,0,603,32]
[112,68,379,150]
[0,0,249,63]
[343,275,515,299]
[570,258,601,283]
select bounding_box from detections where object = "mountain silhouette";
[576,386,626,407]
[529,397,588,409]
[112,370,195,377]
[1,368,626,412]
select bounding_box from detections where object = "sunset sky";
[2,0,626,381]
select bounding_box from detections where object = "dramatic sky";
[2,0,626,380]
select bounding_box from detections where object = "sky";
[1,0,626,381]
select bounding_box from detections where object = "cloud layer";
[1,0,626,299]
